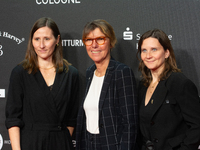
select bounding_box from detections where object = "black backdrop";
[0,0,200,149]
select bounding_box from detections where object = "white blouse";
[83,72,104,134]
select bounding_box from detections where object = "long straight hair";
[22,17,70,74]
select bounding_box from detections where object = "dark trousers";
[86,131,102,150]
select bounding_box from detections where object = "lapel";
[148,79,168,120]
[139,81,147,106]
[33,66,67,121]
[98,58,116,115]
[51,66,67,98]
[84,64,96,99]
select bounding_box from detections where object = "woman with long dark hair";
[5,17,79,150]
[137,29,200,149]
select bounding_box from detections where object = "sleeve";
[116,66,139,150]
[5,67,24,129]
[177,79,200,149]
[66,67,80,127]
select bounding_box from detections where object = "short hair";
[137,29,181,87]
[82,19,117,48]
[22,17,70,74]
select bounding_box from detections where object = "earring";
[57,43,59,47]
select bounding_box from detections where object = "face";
[141,37,170,73]
[32,26,59,61]
[85,28,111,64]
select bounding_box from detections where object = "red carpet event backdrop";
[0,0,200,149]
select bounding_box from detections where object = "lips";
[146,60,155,63]
[38,50,47,53]
[91,50,101,54]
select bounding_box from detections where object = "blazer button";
[58,126,62,130]
[150,121,155,125]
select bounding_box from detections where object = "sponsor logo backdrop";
[0,0,200,149]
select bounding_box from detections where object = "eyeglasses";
[83,36,107,46]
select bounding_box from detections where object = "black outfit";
[86,131,102,150]
[5,64,79,150]
[138,72,200,150]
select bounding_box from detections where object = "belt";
[24,123,67,131]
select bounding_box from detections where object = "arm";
[116,66,138,150]
[67,126,74,136]
[8,126,21,150]
[5,66,24,149]
[177,79,200,149]
[66,67,80,135]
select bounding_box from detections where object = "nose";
[39,40,45,48]
[146,51,152,58]
[91,39,98,48]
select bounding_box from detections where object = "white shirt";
[83,72,104,134]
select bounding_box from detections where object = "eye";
[34,38,39,41]
[96,37,105,44]
[45,37,50,40]
[152,48,157,51]
[85,38,92,42]
[141,49,147,53]
[97,37,104,40]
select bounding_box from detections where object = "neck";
[151,74,160,83]
[38,57,54,68]
[150,64,165,82]
[95,57,110,77]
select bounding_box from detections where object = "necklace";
[150,81,158,88]
[39,65,55,70]
[148,81,159,94]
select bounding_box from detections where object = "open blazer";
[5,64,79,150]
[138,72,200,150]
[76,57,138,150]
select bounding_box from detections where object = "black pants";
[86,131,102,150]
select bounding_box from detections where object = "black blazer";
[5,64,79,150]
[138,72,200,150]
[76,58,138,150]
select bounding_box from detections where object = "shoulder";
[10,64,26,76]
[64,65,79,81]
[68,65,78,74]
[109,58,133,72]
[166,72,192,85]
[114,61,134,78]
[166,72,198,93]
[9,64,28,83]
[116,62,131,70]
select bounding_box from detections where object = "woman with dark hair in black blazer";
[76,19,138,150]
[137,29,200,150]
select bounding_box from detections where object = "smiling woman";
[76,19,138,150]
[84,28,111,69]
[137,29,200,150]
[141,37,170,81]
